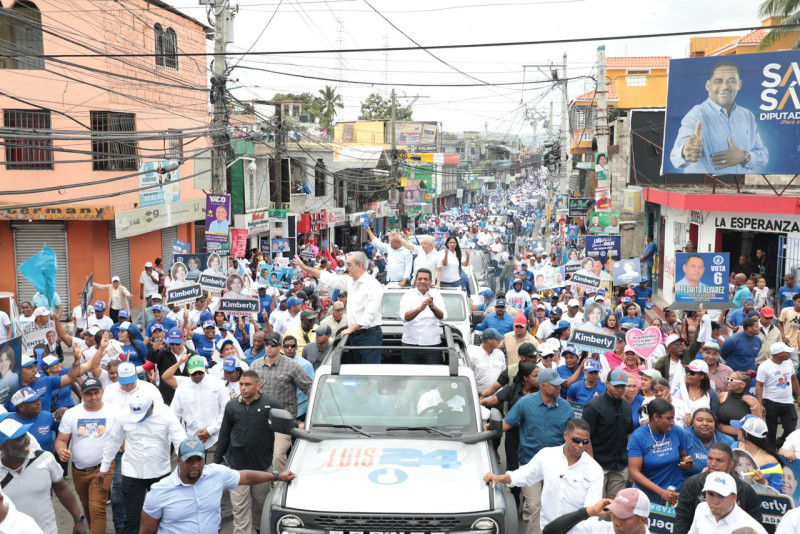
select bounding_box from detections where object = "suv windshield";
[381,292,468,321]
[311,375,476,433]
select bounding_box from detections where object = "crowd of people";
[3,175,800,534]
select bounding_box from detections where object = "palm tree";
[758,0,800,49]
[318,86,344,129]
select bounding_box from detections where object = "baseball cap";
[151,294,162,301]
[300,309,316,320]
[264,332,281,345]
[620,297,632,304]
[178,437,206,461]
[20,354,37,368]
[538,368,566,386]
[152,304,164,312]
[531,293,542,300]
[119,321,132,332]
[199,311,214,323]
[625,289,636,297]
[702,472,738,497]
[731,415,768,438]
[513,279,522,286]
[494,299,507,308]
[33,307,50,318]
[129,393,153,422]
[608,369,629,386]
[665,334,685,347]
[640,277,649,283]
[93,300,106,311]
[761,306,775,318]
[166,327,183,345]
[585,359,601,373]
[518,343,538,359]
[605,488,651,519]
[638,369,662,380]
[513,314,528,326]
[315,325,332,336]
[118,309,130,319]
[202,320,216,330]
[111,276,120,282]
[41,355,60,370]
[481,328,501,341]
[151,323,165,333]
[117,362,137,385]
[562,345,578,356]
[0,414,31,444]
[222,357,238,372]
[702,341,721,352]
[331,301,345,310]
[685,360,709,374]
[220,321,235,332]
[81,378,102,393]
[597,288,606,297]
[744,298,755,305]
[187,355,207,374]
[567,298,580,307]
[536,304,546,310]
[257,284,267,290]
[771,341,794,355]
[556,320,571,330]
[216,338,234,351]
[550,306,562,314]
[145,261,153,268]
[11,386,41,406]
[623,345,636,354]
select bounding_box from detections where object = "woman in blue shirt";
[627,398,694,506]
[619,302,645,329]
[681,408,734,478]
[118,325,148,366]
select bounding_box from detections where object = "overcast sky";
[170,0,768,141]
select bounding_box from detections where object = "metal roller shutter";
[12,222,70,320]
[109,223,131,290]
[161,226,177,267]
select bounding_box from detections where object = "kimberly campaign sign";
[674,252,729,303]
[663,51,800,176]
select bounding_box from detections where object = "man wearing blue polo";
[140,437,296,533]
[503,368,574,534]
[474,299,515,336]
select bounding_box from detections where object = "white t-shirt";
[71,305,87,330]
[167,309,185,328]
[757,359,795,404]
[58,403,121,469]
[139,270,159,297]
[668,359,686,391]
[87,315,114,332]
[0,311,9,344]
[0,502,43,534]
[1,450,62,534]
[439,249,461,283]
[777,506,800,534]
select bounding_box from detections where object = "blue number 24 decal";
[380,448,461,469]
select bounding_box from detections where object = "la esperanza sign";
[714,215,800,234]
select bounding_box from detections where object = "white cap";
[117,362,137,385]
[664,334,685,347]
[111,276,120,282]
[151,294,162,301]
[685,360,709,374]
[731,415,768,438]
[129,393,153,422]
[41,355,59,369]
[86,325,100,336]
[567,298,580,307]
[33,307,50,318]
[702,472,738,497]
[145,262,153,268]
[119,321,131,331]
[771,341,794,355]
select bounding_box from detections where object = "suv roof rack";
[329,324,460,377]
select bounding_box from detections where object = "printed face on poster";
[662,51,800,176]
[595,152,608,180]
[586,211,620,234]
[271,239,291,254]
[612,257,643,285]
[205,194,230,244]
[173,254,208,280]
[594,187,612,211]
[674,252,729,303]
[585,236,621,265]
[0,337,22,406]
[172,238,191,254]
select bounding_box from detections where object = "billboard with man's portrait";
[663,51,800,176]
[674,252,729,303]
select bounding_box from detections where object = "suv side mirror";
[268,409,296,435]
[488,408,503,432]
[471,311,484,325]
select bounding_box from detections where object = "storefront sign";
[245,211,271,234]
[0,204,114,221]
[714,215,800,234]
[690,210,705,225]
[115,198,204,239]
[674,252,729,303]
[309,212,328,231]
[269,209,288,221]
[327,207,346,226]
[567,197,594,217]
[139,160,180,207]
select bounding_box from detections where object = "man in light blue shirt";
[366,226,412,285]
[670,61,768,175]
[32,291,62,316]
[207,205,230,234]
[140,437,296,534]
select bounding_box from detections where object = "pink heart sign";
[625,327,662,360]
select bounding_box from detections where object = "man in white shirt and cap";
[139,262,160,306]
[688,472,767,534]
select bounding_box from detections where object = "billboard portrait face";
[706,63,742,110]
[683,256,705,286]
[171,262,188,282]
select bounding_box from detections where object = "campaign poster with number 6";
[674,252,729,303]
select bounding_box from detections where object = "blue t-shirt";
[505,392,574,464]
[474,313,515,336]
[566,380,608,404]
[727,308,747,329]
[50,369,75,411]
[620,316,645,329]
[258,295,273,324]
[628,424,689,497]
[556,365,583,399]
[732,286,752,308]
[146,318,177,338]
[778,285,799,311]
[121,340,148,366]
[633,286,652,311]
[6,375,62,413]
[11,410,56,453]
[682,427,734,478]
[630,395,644,428]
[192,333,217,363]
[642,242,657,264]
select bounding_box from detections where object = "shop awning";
[329,147,388,173]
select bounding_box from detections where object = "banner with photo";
[271,239,291,254]
[20,319,56,355]
[594,187,612,211]
[585,236,621,265]
[613,258,643,285]
[586,212,620,235]
[173,254,207,281]
[674,252,729,303]
[595,152,609,181]
[205,194,231,244]
[663,51,800,176]
[0,337,22,406]
[532,266,565,290]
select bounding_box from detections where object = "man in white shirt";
[295,252,384,363]
[778,506,800,533]
[564,299,584,329]
[103,362,164,410]
[540,488,651,534]
[367,227,413,285]
[170,356,228,461]
[756,341,800,450]
[0,490,43,534]
[489,237,504,269]
[399,268,446,365]
[484,418,603,533]
[0,413,87,534]
[139,262,160,306]
[397,234,441,284]
[468,329,506,393]
[98,393,186,534]
[688,472,767,534]
[0,310,10,345]
[54,378,120,534]
[506,278,532,312]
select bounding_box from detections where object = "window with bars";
[315,159,326,197]
[90,111,138,171]
[166,129,183,160]
[3,109,53,169]
[0,1,44,70]
[154,24,178,69]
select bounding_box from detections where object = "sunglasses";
[726,376,745,384]
[283,344,297,349]
[542,354,555,359]
[266,342,279,348]
[514,325,526,329]
[686,370,703,376]
[570,437,591,445]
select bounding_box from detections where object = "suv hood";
[284,438,493,513]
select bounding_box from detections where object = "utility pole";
[548,102,554,143]
[390,88,397,203]
[275,103,284,207]
[594,45,609,197]
[210,0,230,195]
[558,52,569,194]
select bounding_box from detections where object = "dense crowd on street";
[3,172,800,534]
